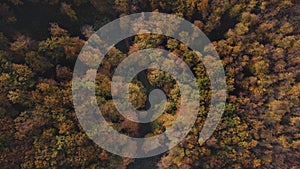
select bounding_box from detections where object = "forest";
[0,0,299,168]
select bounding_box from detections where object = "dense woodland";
[0,0,300,168]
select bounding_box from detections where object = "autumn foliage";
[0,0,299,168]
